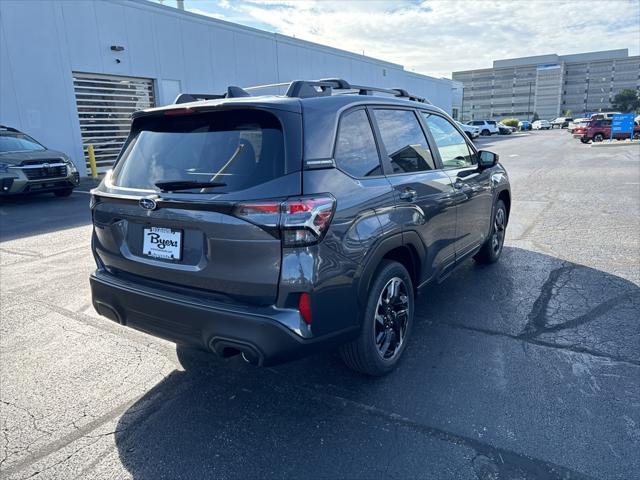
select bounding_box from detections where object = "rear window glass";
[111,110,285,193]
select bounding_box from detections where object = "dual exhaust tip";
[208,337,263,366]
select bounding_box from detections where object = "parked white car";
[568,117,590,131]
[467,120,499,136]
[590,112,621,120]
[532,120,551,130]
[456,121,480,140]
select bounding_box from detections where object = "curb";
[590,141,640,148]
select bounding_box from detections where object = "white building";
[0,0,453,175]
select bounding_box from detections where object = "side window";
[422,113,477,169]
[372,109,436,173]
[334,109,382,177]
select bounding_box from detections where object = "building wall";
[453,50,640,122]
[0,0,453,175]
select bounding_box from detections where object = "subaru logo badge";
[139,197,157,211]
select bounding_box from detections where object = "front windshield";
[0,133,46,153]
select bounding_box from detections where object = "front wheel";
[474,200,507,264]
[339,260,414,376]
[481,129,490,136]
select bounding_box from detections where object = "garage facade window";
[73,72,155,172]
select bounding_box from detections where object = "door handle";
[399,188,417,202]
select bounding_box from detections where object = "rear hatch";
[92,106,302,305]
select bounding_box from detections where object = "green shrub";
[501,118,519,128]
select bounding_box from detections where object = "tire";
[465,131,473,141]
[339,260,414,376]
[474,200,507,265]
[481,129,490,136]
[593,133,604,142]
[580,138,590,144]
[54,188,74,197]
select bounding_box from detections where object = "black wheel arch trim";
[356,231,425,308]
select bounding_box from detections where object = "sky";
[156,0,640,79]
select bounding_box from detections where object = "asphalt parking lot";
[1,129,639,480]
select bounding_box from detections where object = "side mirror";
[478,150,499,168]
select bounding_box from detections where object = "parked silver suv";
[0,126,79,197]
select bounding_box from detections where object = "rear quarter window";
[111,109,286,193]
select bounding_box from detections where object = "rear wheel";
[474,200,507,264]
[593,133,604,142]
[340,260,414,376]
[54,188,74,197]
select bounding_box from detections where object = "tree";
[612,88,640,113]
[532,112,540,121]
[564,109,573,117]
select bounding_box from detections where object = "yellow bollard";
[87,145,98,180]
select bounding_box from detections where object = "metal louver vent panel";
[73,72,155,172]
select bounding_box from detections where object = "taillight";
[281,196,335,247]
[234,194,335,247]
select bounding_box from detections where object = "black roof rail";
[286,78,430,103]
[172,79,430,104]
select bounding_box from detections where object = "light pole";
[527,82,532,121]
[584,77,590,116]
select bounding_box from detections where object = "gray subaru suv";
[89,79,510,375]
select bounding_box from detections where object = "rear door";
[370,107,457,283]
[420,112,493,262]
[92,107,302,305]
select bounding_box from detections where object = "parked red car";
[580,119,640,143]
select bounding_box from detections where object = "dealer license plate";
[142,227,182,260]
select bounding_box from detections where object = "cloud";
[182,0,640,78]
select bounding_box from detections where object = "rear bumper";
[90,269,352,366]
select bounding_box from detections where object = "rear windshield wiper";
[155,180,227,192]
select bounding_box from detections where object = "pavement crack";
[439,322,640,367]
[520,264,574,337]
